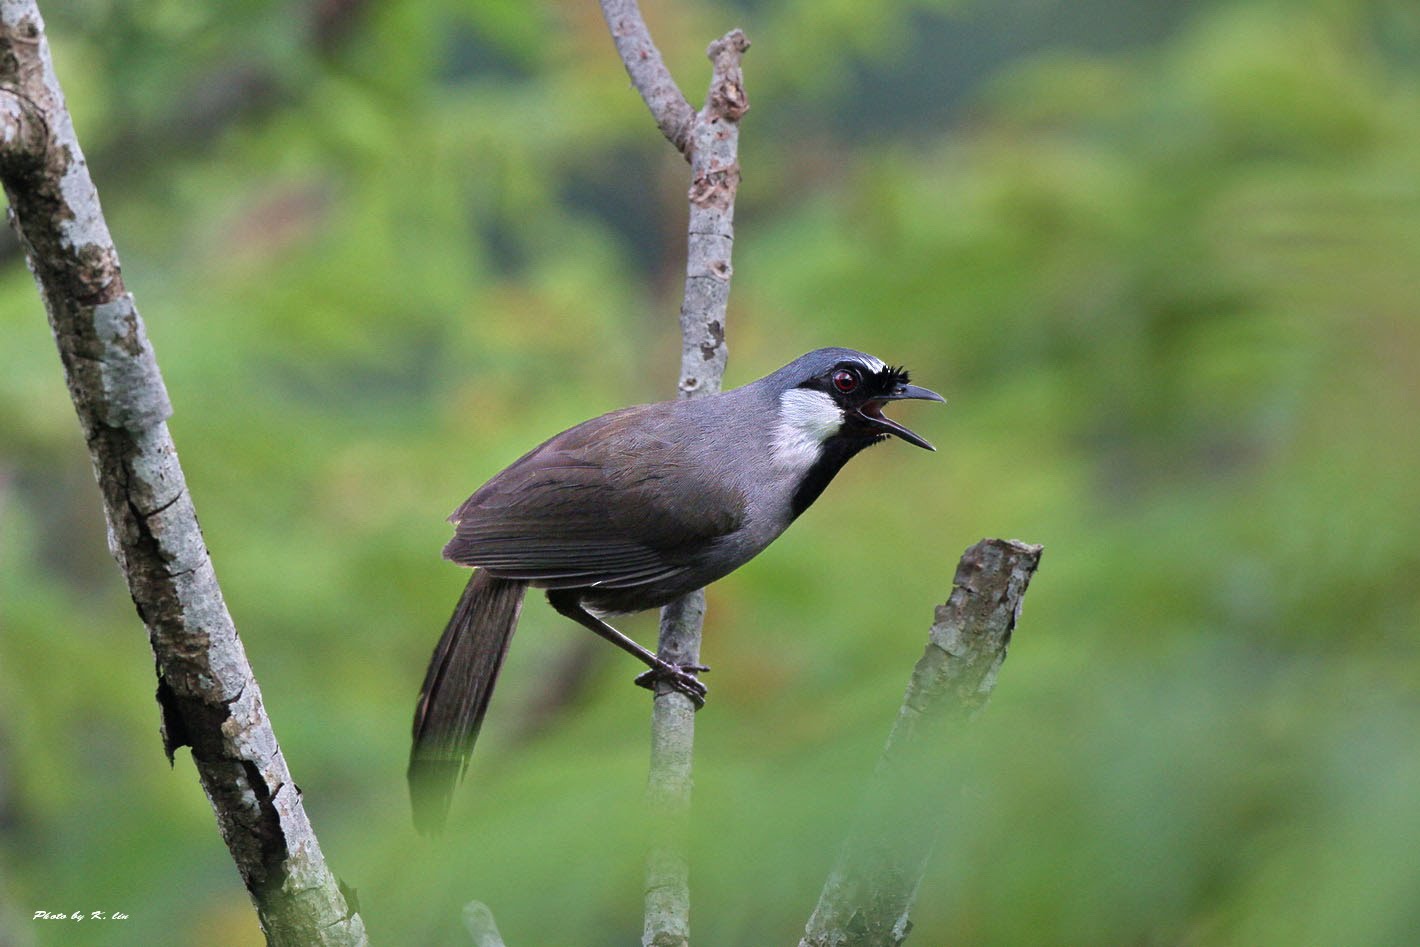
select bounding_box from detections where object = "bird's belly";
[569,523,783,616]
[572,580,696,617]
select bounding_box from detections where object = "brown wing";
[442,403,746,589]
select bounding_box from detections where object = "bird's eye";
[832,369,859,393]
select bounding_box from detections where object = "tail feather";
[409,569,526,834]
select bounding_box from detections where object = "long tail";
[409,569,527,834]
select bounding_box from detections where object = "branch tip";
[800,537,1042,947]
[707,28,750,61]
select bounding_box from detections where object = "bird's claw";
[635,662,710,708]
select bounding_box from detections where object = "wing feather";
[442,405,744,587]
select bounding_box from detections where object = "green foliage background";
[3,0,1420,943]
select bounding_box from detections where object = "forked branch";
[597,3,750,945]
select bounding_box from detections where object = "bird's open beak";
[859,384,946,451]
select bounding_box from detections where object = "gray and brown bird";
[410,347,943,831]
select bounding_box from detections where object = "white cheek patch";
[773,388,843,470]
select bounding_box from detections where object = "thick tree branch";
[598,6,749,946]
[0,3,366,944]
[800,539,1044,947]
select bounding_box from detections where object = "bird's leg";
[546,590,708,707]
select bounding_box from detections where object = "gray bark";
[599,0,698,159]
[597,5,750,946]
[0,3,366,944]
[644,31,748,947]
[800,539,1044,947]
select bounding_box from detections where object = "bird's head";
[769,348,945,467]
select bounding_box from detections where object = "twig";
[0,3,366,944]
[599,0,697,158]
[463,901,508,947]
[597,5,749,946]
[800,539,1043,947]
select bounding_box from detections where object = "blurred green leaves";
[3,0,1420,944]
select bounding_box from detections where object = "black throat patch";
[788,434,883,520]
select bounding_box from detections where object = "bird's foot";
[635,662,710,708]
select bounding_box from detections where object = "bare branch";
[598,8,749,946]
[644,25,749,946]
[0,3,366,943]
[642,593,703,947]
[598,0,697,158]
[800,539,1044,947]
[675,28,747,402]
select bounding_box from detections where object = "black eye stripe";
[795,357,909,393]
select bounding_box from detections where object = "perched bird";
[409,347,943,831]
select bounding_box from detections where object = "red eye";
[832,369,859,393]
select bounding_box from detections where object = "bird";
[409,347,943,831]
